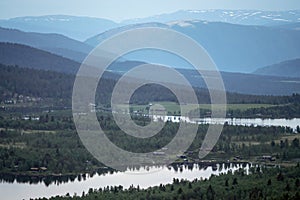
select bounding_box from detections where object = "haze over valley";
[0,2,300,199]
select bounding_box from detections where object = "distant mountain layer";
[0,42,147,75]
[123,10,300,26]
[0,41,299,95]
[85,22,168,46]
[1,11,300,42]
[177,69,300,96]
[0,15,118,41]
[2,12,300,73]
[254,59,300,78]
[275,22,300,31]
[0,42,80,74]
[0,27,92,62]
[86,21,300,73]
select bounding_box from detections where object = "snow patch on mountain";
[168,20,195,27]
[273,18,291,22]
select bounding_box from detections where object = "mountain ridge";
[0,26,93,62]
[1,41,299,95]
[0,15,118,41]
[2,10,300,42]
[123,9,300,26]
[254,58,300,78]
[0,42,80,74]
[85,20,300,73]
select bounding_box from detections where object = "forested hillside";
[254,58,300,78]
[0,27,92,61]
[0,43,80,74]
[0,64,298,107]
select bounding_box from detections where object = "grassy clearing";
[223,103,275,110]
[0,142,26,149]
[232,134,300,147]
[23,130,57,134]
[232,141,262,146]
[0,128,57,134]
[274,134,300,143]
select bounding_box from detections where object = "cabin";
[260,155,275,161]
[40,167,48,171]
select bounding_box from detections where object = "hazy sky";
[1,0,300,21]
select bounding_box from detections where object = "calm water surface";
[0,163,250,200]
[154,116,300,130]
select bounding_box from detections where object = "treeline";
[0,64,299,106]
[35,165,300,200]
[227,102,300,118]
[0,112,75,130]
[188,93,300,118]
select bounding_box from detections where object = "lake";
[0,163,250,200]
[153,116,300,131]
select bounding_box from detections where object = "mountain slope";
[0,62,299,106]
[171,21,300,72]
[253,59,300,78]
[85,22,168,46]
[86,21,300,73]
[275,22,300,31]
[177,69,300,96]
[1,11,299,42]
[0,15,118,41]
[0,42,148,75]
[0,42,299,96]
[123,10,300,26]
[0,42,80,74]
[0,63,74,101]
[0,27,92,62]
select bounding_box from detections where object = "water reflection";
[0,162,250,186]
[0,167,113,186]
[153,116,300,131]
[0,162,251,200]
